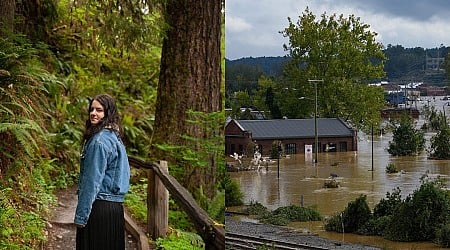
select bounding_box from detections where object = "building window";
[339,142,347,151]
[230,144,235,154]
[285,143,297,155]
[238,144,243,155]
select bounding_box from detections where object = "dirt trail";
[44,185,137,249]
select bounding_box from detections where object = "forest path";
[44,185,138,249]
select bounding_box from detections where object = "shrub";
[385,163,398,173]
[260,213,290,226]
[357,216,391,236]
[271,205,323,222]
[324,212,344,232]
[155,229,204,250]
[373,187,402,218]
[436,223,450,247]
[243,201,269,216]
[223,173,243,207]
[325,195,372,233]
[384,179,450,242]
[342,195,372,233]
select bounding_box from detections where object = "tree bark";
[153,0,222,198]
[0,0,16,35]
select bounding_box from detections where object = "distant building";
[381,108,420,120]
[225,118,357,156]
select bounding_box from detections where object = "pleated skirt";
[76,199,125,250]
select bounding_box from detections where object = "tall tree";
[280,8,386,128]
[152,0,223,199]
[0,0,15,35]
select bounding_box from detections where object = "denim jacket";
[74,129,130,226]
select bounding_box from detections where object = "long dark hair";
[82,94,123,142]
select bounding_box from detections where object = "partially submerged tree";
[429,123,450,159]
[280,7,386,129]
[387,116,425,156]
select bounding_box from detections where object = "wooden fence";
[128,156,225,250]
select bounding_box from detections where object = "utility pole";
[308,79,323,164]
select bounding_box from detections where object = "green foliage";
[385,163,398,173]
[325,178,450,247]
[124,179,148,223]
[280,7,386,127]
[1,1,162,248]
[384,178,450,242]
[243,202,322,226]
[168,203,195,232]
[155,229,204,250]
[341,195,372,233]
[373,187,402,218]
[387,115,425,156]
[155,110,225,216]
[270,141,282,159]
[436,223,450,247]
[270,205,323,222]
[429,124,450,159]
[421,105,444,131]
[223,173,244,207]
[124,179,196,231]
[325,195,371,233]
[243,201,269,216]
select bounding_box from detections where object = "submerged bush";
[325,178,450,247]
[436,223,450,247]
[271,205,323,222]
[325,195,371,233]
[385,163,398,173]
[242,202,322,226]
[243,201,269,216]
[384,179,450,242]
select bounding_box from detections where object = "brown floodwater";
[229,97,450,249]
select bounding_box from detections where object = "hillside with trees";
[226,45,449,86]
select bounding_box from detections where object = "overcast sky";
[225,0,450,59]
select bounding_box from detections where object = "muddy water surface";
[230,112,450,249]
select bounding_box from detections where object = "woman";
[74,94,130,250]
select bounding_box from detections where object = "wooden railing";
[128,156,225,250]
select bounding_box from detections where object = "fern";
[0,119,44,157]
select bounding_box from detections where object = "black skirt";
[76,199,125,250]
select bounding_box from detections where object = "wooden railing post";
[147,160,169,239]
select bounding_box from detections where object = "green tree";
[429,124,450,159]
[152,0,223,200]
[251,76,282,119]
[387,116,425,156]
[280,7,386,128]
[384,179,450,242]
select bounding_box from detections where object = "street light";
[308,79,323,164]
[443,102,450,125]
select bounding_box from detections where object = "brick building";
[225,118,357,156]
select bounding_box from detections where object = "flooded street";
[231,132,450,216]
[229,97,450,249]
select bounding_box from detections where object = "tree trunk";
[152,0,222,199]
[0,0,15,35]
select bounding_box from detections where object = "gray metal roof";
[235,118,354,139]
